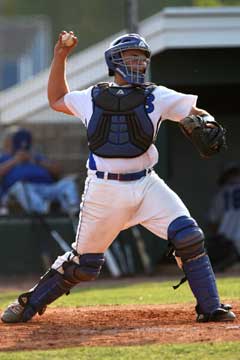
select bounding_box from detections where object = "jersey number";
[224,188,240,210]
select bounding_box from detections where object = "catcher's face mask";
[113,49,150,84]
[105,33,151,85]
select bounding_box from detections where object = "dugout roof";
[0,6,240,125]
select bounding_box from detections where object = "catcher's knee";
[168,216,205,262]
[63,253,105,282]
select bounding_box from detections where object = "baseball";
[61,33,74,47]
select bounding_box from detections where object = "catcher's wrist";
[53,52,68,62]
[201,114,215,123]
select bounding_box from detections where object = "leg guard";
[168,216,221,315]
[19,253,105,322]
[183,254,221,314]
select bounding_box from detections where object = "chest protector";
[87,83,156,158]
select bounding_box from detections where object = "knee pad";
[168,216,205,261]
[63,253,105,282]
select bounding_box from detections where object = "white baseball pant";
[52,170,190,270]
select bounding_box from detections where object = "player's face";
[121,49,149,73]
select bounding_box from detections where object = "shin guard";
[183,254,220,314]
[20,253,105,322]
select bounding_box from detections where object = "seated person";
[207,162,240,270]
[0,127,80,215]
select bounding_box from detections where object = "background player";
[207,162,240,271]
[0,127,79,215]
[1,32,235,324]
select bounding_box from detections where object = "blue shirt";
[0,153,54,193]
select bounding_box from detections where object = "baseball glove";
[179,114,227,158]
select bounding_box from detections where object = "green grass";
[0,343,240,360]
[0,276,239,309]
[0,276,239,360]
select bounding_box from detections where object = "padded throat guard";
[87,83,155,158]
[94,86,146,112]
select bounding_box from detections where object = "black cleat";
[196,303,236,323]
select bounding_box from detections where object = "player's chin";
[138,66,147,74]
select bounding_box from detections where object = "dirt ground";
[0,302,239,351]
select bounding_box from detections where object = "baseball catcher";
[1,31,235,324]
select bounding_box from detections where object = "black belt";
[96,169,151,181]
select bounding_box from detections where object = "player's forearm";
[47,55,70,107]
[0,158,18,177]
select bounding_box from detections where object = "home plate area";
[1,302,239,351]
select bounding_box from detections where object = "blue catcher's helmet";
[105,33,151,85]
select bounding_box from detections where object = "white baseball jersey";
[52,83,197,268]
[208,178,240,254]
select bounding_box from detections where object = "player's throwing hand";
[54,30,78,58]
